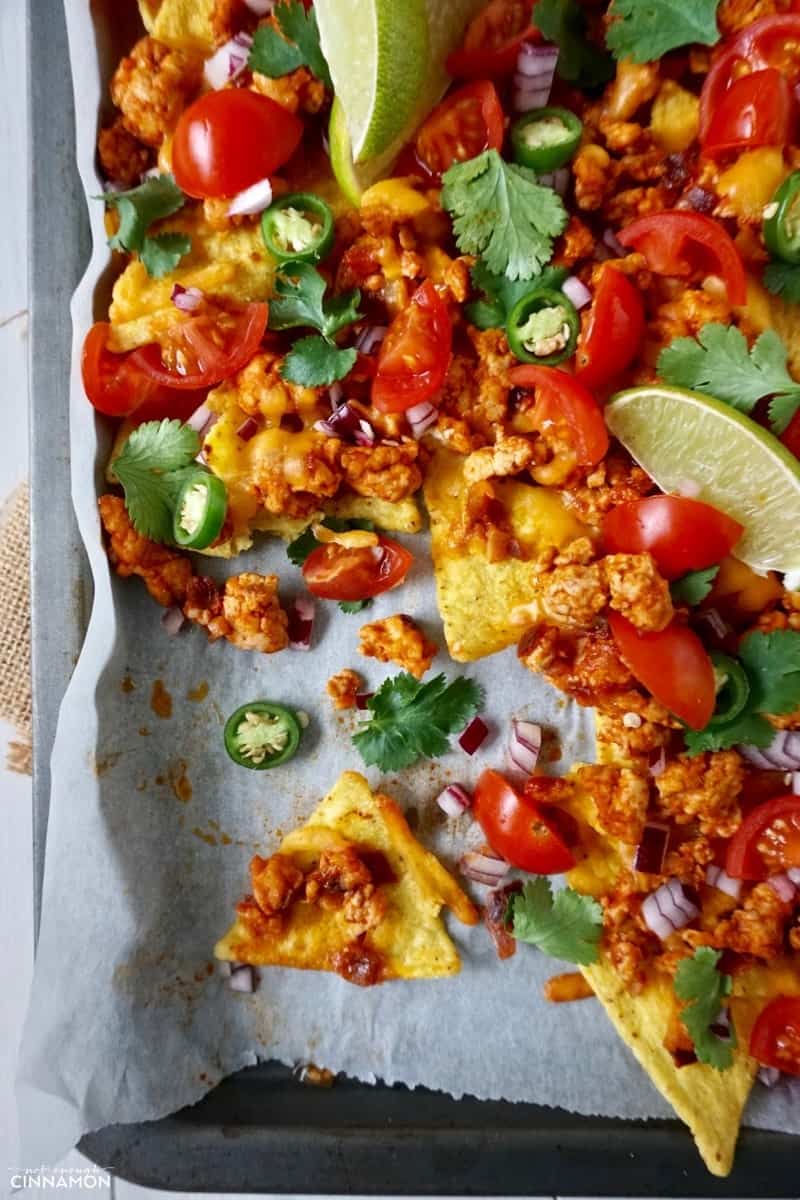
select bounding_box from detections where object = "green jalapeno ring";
[224,701,303,770]
[510,107,583,174]
[261,192,335,265]
[172,470,228,550]
[707,652,751,730]
[764,171,800,265]
[506,287,580,365]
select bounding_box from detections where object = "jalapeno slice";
[764,172,800,264]
[510,107,583,173]
[708,652,751,729]
[261,192,335,264]
[506,287,580,365]
[172,470,227,549]
[224,701,302,770]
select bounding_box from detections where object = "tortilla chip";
[215,771,478,980]
[138,0,218,51]
[424,450,589,661]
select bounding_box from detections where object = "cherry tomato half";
[700,15,800,147]
[617,211,747,307]
[608,612,716,730]
[725,794,800,880]
[172,90,303,199]
[447,0,537,78]
[415,80,504,181]
[302,537,413,601]
[750,996,800,1075]
[574,265,645,391]
[130,301,268,390]
[702,68,794,160]
[473,769,576,874]
[81,322,205,420]
[601,496,743,580]
[372,281,452,413]
[508,365,610,467]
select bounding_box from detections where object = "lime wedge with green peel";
[605,384,800,574]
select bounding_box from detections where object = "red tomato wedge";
[702,68,794,159]
[130,302,268,390]
[473,769,576,874]
[750,996,800,1075]
[725,794,800,880]
[447,0,536,78]
[372,281,452,413]
[172,90,303,199]
[617,211,747,307]
[782,409,800,460]
[575,266,645,391]
[508,365,609,466]
[81,322,205,420]
[608,613,716,730]
[415,80,504,180]
[302,537,413,601]
[700,15,800,146]
[601,496,743,580]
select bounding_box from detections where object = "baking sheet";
[17,0,800,1168]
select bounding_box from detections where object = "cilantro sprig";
[100,174,190,279]
[466,261,569,330]
[658,323,800,435]
[111,419,201,543]
[674,947,735,1070]
[248,0,332,87]
[442,150,568,282]
[509,878,603,965]
[269,262,362,386]
[670,565,719,607]
[352,672,483,772]
[533,0,613,88]
[606,0,720,63]
[764,259,800,306]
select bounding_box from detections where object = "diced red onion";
[642,879,699,940]
[758,1065,782,1087]
[354,325,387,355]
[697,608,729,639]
[171,284,204,313]
[562,276,592,310]
[328,382,344,409]
[602,228,626,257]
[314,402,375,445]
[244,0,275,13]
[459,715,489,756]
[406,400,438,439]
[228,964,257,993]
[228,176,273,218]
[767,873,797,903]
[459,849,510,887]
[287,596,315,650]
[633,822,670,874]
[516,41,559,78]
[204,32,253,90]
[787,866,800,885]
[236,417,259,442]
[140,167,162,183]
[538,167,570,196]
[792,772,800,795]
[508,719,541,774]
[705,864,742,900]
[513,82,552,112]
[437,784,472,818]
[648,747,667,778]
[186,402,217,439]
[355,692,373,710]
[161,605,186,636]
[739,730,800,771]
[683,186,716,215]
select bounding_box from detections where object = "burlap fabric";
[0,483,31,773]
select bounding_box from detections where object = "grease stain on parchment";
[150,679,173,719]
[187,681,209,702]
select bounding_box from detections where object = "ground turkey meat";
[601,873,660,991]
[602,553,673,632]
[110,36,202,148]
[326,668,363,711]
[251,853,304,915]
[654,751,744,837]
[576,763,651,845]
[183,572,289,653]
[97,118,152,186]
[340,440,422,502]
[358,615,437,679]
[685,883,792,960]
[99,494,193,608]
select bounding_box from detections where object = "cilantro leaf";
[533,0,614,88]
[268,262,362,338]
[352,672,484,772]
[111,419,201,543]
[280,337,357,387]
[674,947,735,1070]
[657,323,800,436]
[764,259,800,305]
[442,150,568,282]
[339,599,371,614]
[140,232,192,279]
[466,261,569,329]
[606,0,720,63]
[510,878,602,965]
[248,0,331,87]
[683,711,775,756]
[101,174,188,272]
[670,566,719,607]
[286,517,375,566]
[739,629,800,716]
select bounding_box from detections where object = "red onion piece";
[314,402,375,445]
[633,822,670,874]
[406,400,438,439]
[516,42,558,78]
[788,866,800,885]
[204,33,253,90]
[758,1064,782,1087]
[227,964,258,993]
[739,730,800,771]
[244,0,275,12]
[171,284,204,313]
[328,382,344,409]
[161,605,186,636]
[236,417,260,442]
[437,784,472,818]
[140,167,162,184]
[186,402,216,438]
[508,719,541,774]
[355,325,388,355]
[767,872,797,903]
[355,692,374,710]
[459,849,510,887]
[228,176,273,217]
[696,608,729,639]
[648,747,667,778]
[793,772,800,796]
[641,879,699,940]
[459,715,488,755]
[538,167,570,196]
[602,228,626,257]
[287,596,315,650]
[561,276,591,310]
[705,864,742,899]
[683,186,716,215]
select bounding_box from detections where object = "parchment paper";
[17,0,800,1166]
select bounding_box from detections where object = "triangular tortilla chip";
[138,0,218,51]
[216,771,478,981]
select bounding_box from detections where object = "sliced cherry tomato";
[372,281,452,413]
[415,81,504,181]
[608,612,716,730]
[617,211,747,307]
[700,15,800,147]
[725,794,800,880]
[172,90,303,199]
[81,322,204,420]
[750,996,800,1075]
[302,537,413,601]
[702,68,794,160]
[601,496,743,580]
[447,0,536,78]
[130,302,268,390]
[508,365,609,466]
[473,769,576,874]
[574,266,645,391]
[782,409,800,460]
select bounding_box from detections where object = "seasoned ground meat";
[97,118,152,186]
[685,883,792,960]
[602,553,674,632]
[251,853,304,915]
[326,668,363,711]
[654,751,744,837]
[577,763,651,845]
[330,939,385,986]
[358,614,437,679]
[340,440,422,502]
[110,36,202,148]
[99,494,193,608]
[183,572,289,653]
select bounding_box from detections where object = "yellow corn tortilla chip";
[215,770,478,980]
[424,449,589,661]
[138,0,218,51]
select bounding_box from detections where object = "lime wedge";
[605,384,800,574]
